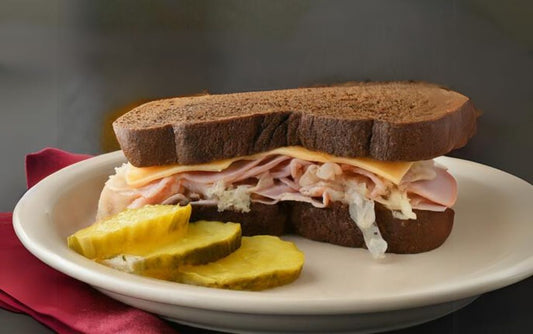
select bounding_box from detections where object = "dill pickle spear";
[175,236,304,291]
[102,221,241,279]
[67,204,191,259]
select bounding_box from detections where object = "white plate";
[13,152,533,333]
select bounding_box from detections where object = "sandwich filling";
[97,146,457,258]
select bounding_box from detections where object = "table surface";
[1,1,532,333]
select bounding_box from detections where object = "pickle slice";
[175,236,305,291]
[68,204,191,259]
[102,221,242,279]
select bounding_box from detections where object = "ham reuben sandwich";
[97,82,478,258]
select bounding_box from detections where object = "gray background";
[1,1,532,333]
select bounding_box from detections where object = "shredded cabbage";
[206,181,252,213]
[346,186,388,258]
[377,189,417,220]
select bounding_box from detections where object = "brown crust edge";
[113,93,478,167]
[369,99,478,161]
[190,202,454,254]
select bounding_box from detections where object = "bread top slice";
[113,81,478,167]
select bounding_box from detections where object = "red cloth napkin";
[0,148,177,334]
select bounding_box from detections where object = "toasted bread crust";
[114,82,478,166]
[189,202,454,254]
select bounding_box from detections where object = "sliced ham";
[406,167,457,208]
[347,166,389,198]
[233,155,292,182]
[278,177,300,190]
[175,158,265,184]
[409,195,448,212]
[97,154,458,219]
[269,160,292,179]
[253,182,298,199]
[289,159,313,183]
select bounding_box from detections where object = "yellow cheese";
[126,160,236,187]
[125,146,413,187]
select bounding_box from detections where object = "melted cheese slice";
[125,146,413,188]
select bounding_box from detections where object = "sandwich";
[97,82,478,258]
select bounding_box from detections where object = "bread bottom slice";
[190,202,454,254]
[191,202,288,237]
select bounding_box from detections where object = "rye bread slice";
[290,202,454,254]
[189,201,453,254]
[113,82,478,167]
[190,202,288,237]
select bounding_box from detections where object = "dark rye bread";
[190,202,288,236]
[189,201,454,254]
[290,202,454,254]
[113,82,478,167]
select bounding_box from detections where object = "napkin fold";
[0,148,177,334]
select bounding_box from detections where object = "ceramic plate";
[13,152,533,333]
